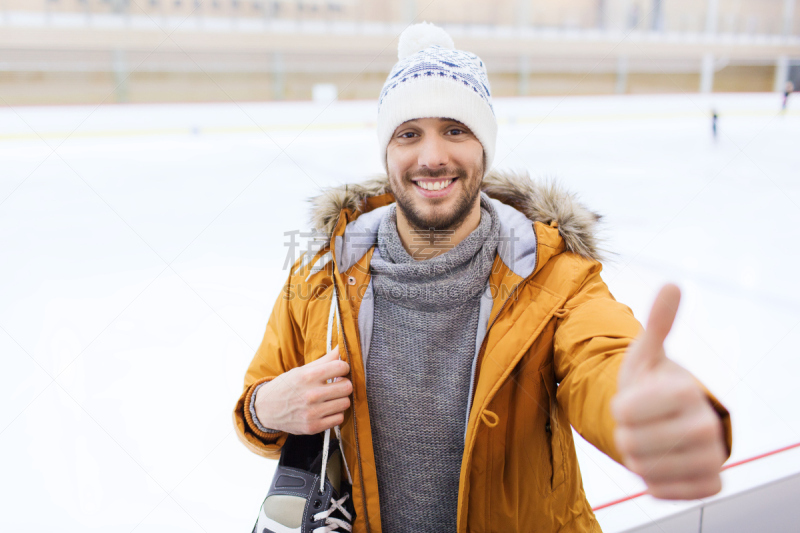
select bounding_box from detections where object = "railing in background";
[1,0,797,104]
[2,0,797,37]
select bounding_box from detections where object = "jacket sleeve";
[233,263,307,460]
[553,258,733,465]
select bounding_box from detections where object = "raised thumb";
[644,283,681,352]
[619,284,681,386]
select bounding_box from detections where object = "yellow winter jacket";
[233,170,732,532]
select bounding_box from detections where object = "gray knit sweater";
[367,195,500,532]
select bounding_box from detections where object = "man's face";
[386,117,484,232]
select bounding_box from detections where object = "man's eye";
[448,128,465,135]
[399,132,416,138]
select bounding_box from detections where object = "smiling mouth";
[413,177,457,191]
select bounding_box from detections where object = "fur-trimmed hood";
[309,169,604,262]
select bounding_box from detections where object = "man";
[234,22,732,532]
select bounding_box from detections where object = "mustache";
[404,167,468,180]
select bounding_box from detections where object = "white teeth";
[417,179,452,191]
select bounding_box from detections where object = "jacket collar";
[309,169,605,275]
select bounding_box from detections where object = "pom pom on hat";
[397,21,455,60]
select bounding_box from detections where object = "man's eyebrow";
[444,121,470,130]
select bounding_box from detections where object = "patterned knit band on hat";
[377,22,497,175]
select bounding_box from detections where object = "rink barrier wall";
[1,107,798,143]
[592,440,800,511]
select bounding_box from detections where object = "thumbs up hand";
[611,284,727,500]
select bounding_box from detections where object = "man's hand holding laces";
[612,284,727,500]
[254,346,353,435]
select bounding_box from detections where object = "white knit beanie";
[377,22,497,175]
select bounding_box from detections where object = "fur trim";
[308,169,605,261]
[308,176,390,242]
[481,170,604,261]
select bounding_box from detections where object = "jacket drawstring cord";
[320,280,354,492]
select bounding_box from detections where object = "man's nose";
[417,134,449,169]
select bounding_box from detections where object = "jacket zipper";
[467,277,532,421]
[467,221,546,418]
[460,276,542,533]
[334,273,372,533]
[329,212,371,532]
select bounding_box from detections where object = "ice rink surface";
[1,93,799,532]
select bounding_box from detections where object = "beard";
[389,160,484,233]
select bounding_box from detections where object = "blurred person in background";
[783,81,794,112]
[234,22,732,533]
[712,109,719,141]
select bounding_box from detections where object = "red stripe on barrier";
[720,441,800,470]
[591,441,800,511]
[592,490,648,511]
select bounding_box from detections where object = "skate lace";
[320,281,354,491]
[312,492,353,533]
[314,280,354,533]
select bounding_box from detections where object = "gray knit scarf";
[370,193,499,310]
